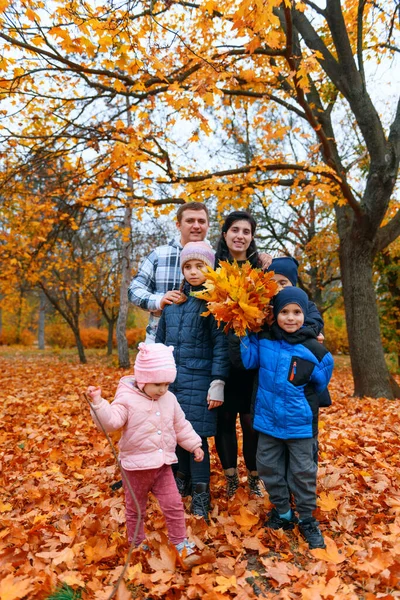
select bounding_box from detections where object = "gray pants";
[257,433,317,520]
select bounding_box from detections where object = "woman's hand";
[193,447,204,462]
[87,385,102,405]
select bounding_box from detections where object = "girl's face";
[277,303,304,333]
[182,259,207,286]
[272,274,292,288]
[143,382,170,399]
[223,219,253,260]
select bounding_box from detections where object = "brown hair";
[176,202,209,223]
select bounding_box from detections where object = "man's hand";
[259,252,273,269]
[317,333,324,344]
[193,447,204,462]
[87,385,102,405]
[160,290,182,309]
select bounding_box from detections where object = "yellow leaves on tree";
[192,260,279,337]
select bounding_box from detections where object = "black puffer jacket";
[155,283,230,437]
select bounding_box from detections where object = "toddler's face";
[277,303,304,333]
[272,274,292,288]
[143,382,170,399]
[183,259,207,286]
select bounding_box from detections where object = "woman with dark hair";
[214,211,270,498]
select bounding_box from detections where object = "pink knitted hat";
[180,241,215,271]
[134,343,177,385]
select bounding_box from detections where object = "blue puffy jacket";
[229,324,333,439]
[156,283,231,437]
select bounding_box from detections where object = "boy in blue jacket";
[229,287,333,549]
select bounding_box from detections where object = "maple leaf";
[147,543,177,572]
[58,571,86,587]
[192,261,279,337]
[0,574,34,600]
[310,537,346,564]
[84,538,117,563]
[232,506,259,528]
[316,491,339,511]
[214,575,237,593]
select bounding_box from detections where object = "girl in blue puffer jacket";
[156,241,231,521]
[229,287,333,550]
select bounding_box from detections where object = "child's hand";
[207,399,223,410]
[87,385,102,405]
[193,447,204,462]
[317,333,324,344]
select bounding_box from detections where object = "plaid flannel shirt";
[128,238,183,340]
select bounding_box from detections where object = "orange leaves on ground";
[0,351,399,599]
[192,260,279,336]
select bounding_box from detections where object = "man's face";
[176,209,209,246]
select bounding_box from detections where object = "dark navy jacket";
[229,324,333,439]
[156,283,231,437]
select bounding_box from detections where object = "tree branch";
[357,0,367,90]
[375,209,400,252]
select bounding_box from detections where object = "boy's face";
[143,382,170,399]
[272,273,292,288]
[182,259,207,286]
[277,303,304,333]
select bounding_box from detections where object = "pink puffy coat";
[90,376,202,470]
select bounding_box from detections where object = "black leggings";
[215,411,258,472]
[175,437,210,486]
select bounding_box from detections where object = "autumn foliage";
[1,350,399,599]
[193,261,279,337]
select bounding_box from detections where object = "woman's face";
[223,219,253,260]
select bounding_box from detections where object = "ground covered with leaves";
[0,349,399,600]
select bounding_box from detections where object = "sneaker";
[175,539,196,556]
[264,508,298,531]
[298,518,326,549]
[226,472,239,498]
[248,473,264,498]
[190,483,210,521]
[175,473,192,498]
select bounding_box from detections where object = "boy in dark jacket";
[229,287,333,549]
[156,242,230,521]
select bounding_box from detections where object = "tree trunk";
[72,327,87,364]
[107,319,114,356]
[339,232,400,399]
[116,206,132,369]
[38,290,46,349]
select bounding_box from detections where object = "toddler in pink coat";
[87,343,204,555]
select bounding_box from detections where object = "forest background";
[1,2,400,599]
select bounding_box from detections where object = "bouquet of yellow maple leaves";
[192,260,280,337]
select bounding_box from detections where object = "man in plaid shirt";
[128,202,210,342]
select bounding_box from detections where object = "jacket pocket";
[288,357,314,387]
